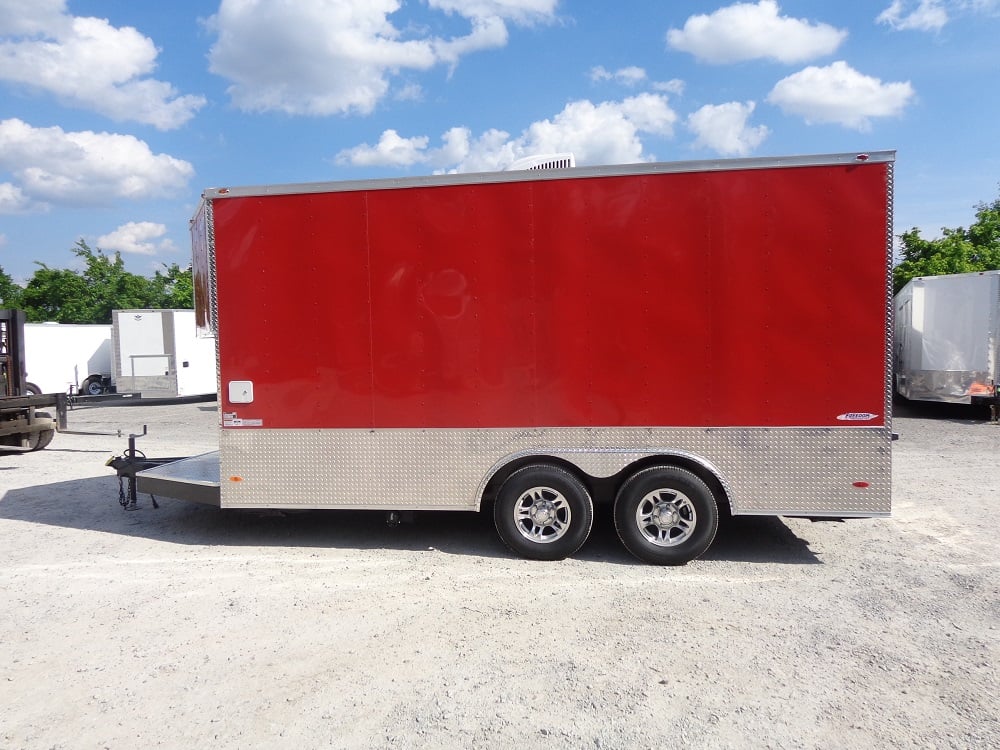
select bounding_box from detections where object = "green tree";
[19,240,193,323]
[19,266,90,322]
[893,195,1000,294]
[74,240,156,322]
[0,265,23,308]
[150,263,195,308]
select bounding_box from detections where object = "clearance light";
[853,481,870,488]
[229,476,244,482]
[856,154,870,161]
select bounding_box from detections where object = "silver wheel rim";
[513,486,572,544]
[635,488,696,547]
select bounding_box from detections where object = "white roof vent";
[505,153,576,171]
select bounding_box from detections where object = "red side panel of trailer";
[207,161,889,430]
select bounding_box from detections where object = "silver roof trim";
[202,150,896,200]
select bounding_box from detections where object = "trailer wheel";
[25,382,41,396]
[493,464,593,561]
[80,376,104,396]
[614,466,719,565]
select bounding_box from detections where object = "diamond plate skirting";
[218,426,891,517]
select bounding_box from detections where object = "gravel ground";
[0,399,997,749]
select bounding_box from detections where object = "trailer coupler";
[106,425,187,510]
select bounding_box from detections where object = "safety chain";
[108,427,159,511]
[118,473,137,510]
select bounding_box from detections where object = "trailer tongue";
[113,151,895,565]
[107,426,219,509]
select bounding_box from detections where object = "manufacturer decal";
[222,411,263,427]
[836,412,879,421]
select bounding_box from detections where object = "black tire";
[614,466,719,565]
[27,429,55,451]
[80,375,104,396]
[493,464,594,561]
[25,411,55,451]
[25,382,42,396]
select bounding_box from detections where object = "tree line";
[0,241,193,324]
[893,194,1000,294]
[2,194,998,323]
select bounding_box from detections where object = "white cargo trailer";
[23,322,112,395]
[112,309,216,398]
[893,270,1000,404]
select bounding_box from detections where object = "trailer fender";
[477,448,734,516]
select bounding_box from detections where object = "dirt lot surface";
[1,399,997,749]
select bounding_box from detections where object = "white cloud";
[427,0,558,25]
[0,181,36,214]
[0,118,194,211]
[959,0,999,11]
[667,0,847,64]
[591,66,684,95]
[877,0,949,31]
[767,61,915,130]
[337,94,678,171]
[612,94,677,136]
[653,79,686,96]
[339,129,431,167]
[394,83,424,102]
[208,0,558,116]
[0,0,68,36]
[688,101,769,155]
[97,221,175,256]
[877,0,1000,30]
[590,65,647,86]
[0,2,205,129]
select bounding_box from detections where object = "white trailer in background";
[23,323,112,395]
[112,309,216,398]
[893,270,1000,405]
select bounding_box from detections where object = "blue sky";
[1,0,998,283]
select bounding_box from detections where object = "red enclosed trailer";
[140,151,894,564]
